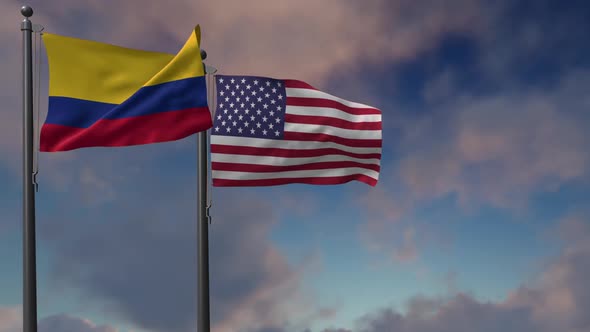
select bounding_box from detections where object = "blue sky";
[1,0,590,331]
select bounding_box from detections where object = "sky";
[1,0,590,331]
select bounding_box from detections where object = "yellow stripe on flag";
[43,26,204,105]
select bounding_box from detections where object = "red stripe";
[213,174,377,187]
[285,114,382,130]
[284,132,382,148]
[283,79,318,90]
[212,161,380,173]
[286,97,381,116]
[40,107,212,152]
[211,144,381,159]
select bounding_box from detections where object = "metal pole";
[197,131,210,332]
[197,50,211,332]
[20,5,38,332]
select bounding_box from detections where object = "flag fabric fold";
[210,75,382,187]
[40,26,212,152]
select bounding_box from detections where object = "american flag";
[210,75,382,186]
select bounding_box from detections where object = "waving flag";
[40,26,212,152]
[210,75,382,186]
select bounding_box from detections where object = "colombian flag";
[40,26,212,152]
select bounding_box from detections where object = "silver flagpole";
[197,49,213,332]
[20,5,38,332]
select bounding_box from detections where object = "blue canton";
[213,75,286,139]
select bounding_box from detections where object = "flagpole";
[198,49,211,332]
[20,5,38,332]
[197,131,210,332]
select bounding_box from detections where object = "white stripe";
[286,88,376,109]
[286,106,382,123]
[211,153,380,166]
[284,123,382,140]
[210,136,382,154]
[212,167,379,181]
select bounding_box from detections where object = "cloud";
[39,314,118,332]
[352,294,537,332]
[357,186,408,258]
[39,172,317,332]
[1,1,589,331]
[33,0,485,84]
[392,227,418,262]
[398,69,590,209]
[189,0,486,84]
[344,1,590,266]
[501,215,590,331]
[0,308,117,332]
[356,67,590,263]
[208,194,318,332]
[474,2,590,84]
[0,0,491,170]
[0,307,19,332]
[356,183,450,264]
[325,215,590,332]
[0,1,30,171]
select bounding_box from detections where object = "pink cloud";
[73,0,485,84]
[356,68,590,263]
[501,215,590,330]
[0,0,490,172]
[357,183,451,264]
[0,308,118,332]
[212,247,316,332]
[40,182,323,332]
[358,186,413,258]
[398,70,590,209]
[38,314,118,332]
[0,307,19,332]
[322,214,590,332]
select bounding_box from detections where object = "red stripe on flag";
[285,114,382,130]
[286,97,381,115]
[211,144,381,159]
[40,107,212,152]
[212,174,378,187]
[283,79,318,90]
[212,161,380,173]
[284,132,382,148]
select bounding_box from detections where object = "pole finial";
[21,5,33,18]
[200,49,207,61]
